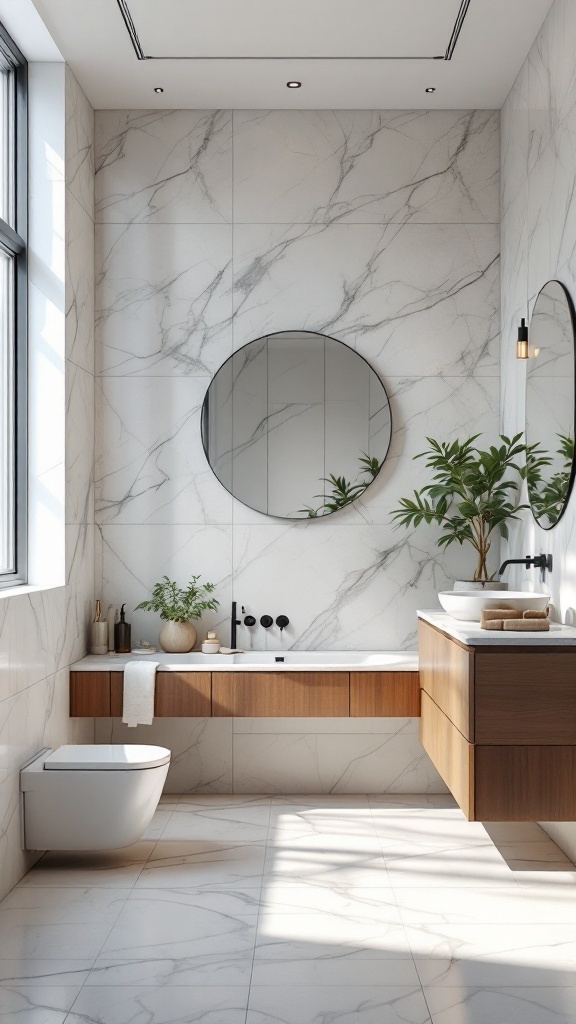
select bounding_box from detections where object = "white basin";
[438,590,550,622]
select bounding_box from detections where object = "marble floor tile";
[100,888,258,962]
[18,843,155,888]
[0,985,82,1024]
[85,955,253,987]
[0,961,92,987]
[394,886,548,926]
[415,959,576,988]
[384,843,521,888]
[135,841,267,889]
[424,985,576,1024]
[251,959,420,986]
[67,984,249,1024]
[162,798,271,844]
[0,888,129,960]
[263,840,390,889]
[405,923,576,967]
[247,985,432,1024]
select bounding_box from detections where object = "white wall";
[94,109,500,653]
[0,67,95,900]
[500,0,576,857]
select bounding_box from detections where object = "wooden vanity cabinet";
[69,668,421,720]
[419,619,576,821]
[212,672,349,717]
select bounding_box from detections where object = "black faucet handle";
[244,615,256,627]
[276,615,289,631]
[260,615,273,628]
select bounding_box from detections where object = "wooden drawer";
[475,652,576,744]
[212,672,349,717]
[420,691,474,819]
[70,672,111,716]
[475,745,576,821]
[111,672,211,717]
[350,672,420,716]
[419,621,474,739]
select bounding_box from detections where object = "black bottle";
[114,604,132,654]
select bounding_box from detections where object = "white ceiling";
[30,0,553,109]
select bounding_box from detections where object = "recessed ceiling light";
[287,81,302,89]
[425,87,436,93]
[154,86,164,94]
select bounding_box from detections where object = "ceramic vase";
[159,620,197,653]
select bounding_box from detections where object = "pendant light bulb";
[517,317,529,360]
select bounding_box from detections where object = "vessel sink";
[438,590,550,622]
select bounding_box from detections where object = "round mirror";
[201,331,392,519]
[526,280,576,529]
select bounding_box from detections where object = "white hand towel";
[122,660,159,727]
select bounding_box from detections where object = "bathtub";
[72,650,419,672]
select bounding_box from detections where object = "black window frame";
[0,20,27,589]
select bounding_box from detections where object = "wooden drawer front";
[350,673,420,717]
[212,672,349,717]
[419,621,474,740]
[475,652,576,745]
[475,746,576,821]
[420,692,474,819]
[70,672,111,716]
[110,672,211,717]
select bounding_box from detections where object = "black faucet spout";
[499,554,553,576]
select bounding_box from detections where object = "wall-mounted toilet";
[20,745,171,851]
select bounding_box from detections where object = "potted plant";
[136,575,220,652]
[390,433,535,588]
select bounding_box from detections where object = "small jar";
[201,630,221,654]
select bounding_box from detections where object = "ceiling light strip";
[116,0,148,60]
[444,0,471,60]
[116,0,471,62]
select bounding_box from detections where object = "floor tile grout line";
[244,795,273,1021]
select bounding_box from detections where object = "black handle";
[260,615,273,628]
[244,615,256,627]
[276,615,289,631]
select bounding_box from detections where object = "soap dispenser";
[114,604,132,654]
[202,630,221,654]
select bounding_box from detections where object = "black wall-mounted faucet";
[276,615,289,632]
[498,553,553,576]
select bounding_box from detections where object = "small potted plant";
[390,433,538,588]
[136,575,220,652]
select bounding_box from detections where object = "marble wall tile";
[95,376,231,526]
[95,718,233,793]
[66,364,94,526]
[527,0,576,174]
[99,524,232,647]
[232,223,499,377]
[95,110,232,224]
[231,520,478,652]
[65,68,94,220]
[501,59,529,217]
[95,223,233,377]
[233,110,499,225]
[66,193,95,373]
[233,727,447,795]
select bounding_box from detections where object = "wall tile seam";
[93,220,500,228]
[66,187,95,225]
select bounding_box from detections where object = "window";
[0,22,26,587]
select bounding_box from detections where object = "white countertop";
[418,609,576,646]
[70,650,419,673]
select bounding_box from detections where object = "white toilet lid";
[44,744,171,771]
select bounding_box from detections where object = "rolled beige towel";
[482,619,504,630]
[503,618,550,631]
[523,609,549,619]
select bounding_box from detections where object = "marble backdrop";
[95,108,500,653]
[500,0,576,860]
[0,68,95,901]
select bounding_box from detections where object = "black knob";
[244,615,256,627]
[276,615,289,631]
[260,615,273,628]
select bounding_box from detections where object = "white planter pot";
[159,620,197,653]
[453,580,508,592]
